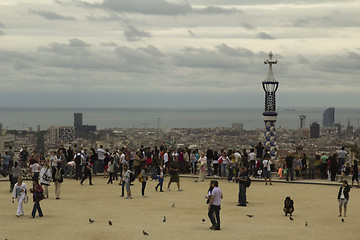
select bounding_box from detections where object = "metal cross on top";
[264,51,278,82]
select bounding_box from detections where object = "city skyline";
[0,0,359,108]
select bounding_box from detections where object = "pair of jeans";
[98,160,104,174]
[249,160,256,176]
[31,200,43,217]
[107,172,114,184]
[192,161,197,174]
[213,163,219,176]
[92,159,97,174]
[75,165,82,180]
[221,164,228,177]
[228,168,234,181]
[286,168,294,181]
[207,160,212,175]
[238,184,247,206]
[156,177,164,191]
[142,182,146,196]
[308,168,315,179]
[208,205,221,228]
[320,163,327,179]
[81,170,92,185]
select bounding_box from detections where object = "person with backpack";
[40,162,52,198]
[237,166,248,207]
[121,164,132,199]
[30,178,44,218]
[80,157,94,185]
[262,154,273,185]
[74,151,83,180]
[52,162,64,199]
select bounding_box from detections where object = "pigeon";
[202,219,205,223]
[305,221,308,227]
[89,219,95,223]
[109,220,112,226]
[341,218,344,223]
[163,216,166,222]
[246,215,254,218]
[289,216,294,221]
[172,203,175,208]
[143,230,149,236]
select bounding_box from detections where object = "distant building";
[323,107,335,127]
[49,126,75,144]
[0,134,15,152]
[346,118,354,135]
[74,113,83,130]
[299,115,306,129]
[310,122,320,139]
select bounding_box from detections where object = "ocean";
[0,106,359,130]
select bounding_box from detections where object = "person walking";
[207,180,222,231]
[40,163,52,198]
[155,163,164,192]
[29,160,41,181]
[52,163,64,199]
[10,162,21,192]
[263,155,272,185]
[107,157,115,184]
[249,148,256,177]
[30,179,44,218]
[80,158,93,185]
[97,145,106,176]
[351,159,359,188]
[167,157,183,191]
[12,177,27,217]
[206,147,213,176]
[338,180,350,217]
[139,164,148,197]
[237,167,248,207]
[195,153,207,182]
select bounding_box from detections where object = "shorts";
[125,182,130,191]
[338,198,348,207]
[264,170,271,178]
[170,174,179,183]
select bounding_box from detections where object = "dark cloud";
[314,51,360,73]
[86,13,122,22]
[101,41,119,47]
[216,44,255,57]
[123,25,151,42]
[28,9,76,20]
[240,22,256,30]
[188,29,197,38]
[195,6,241,14]
[38,38,92,56]
[257,32,275,39]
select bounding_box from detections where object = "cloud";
[123,25,151,41]
[0,21,4,28]
[240,22,256,30]
[38,38,92,56]
[195,6,241,14]
[0,30,4,35]
[257,32,275,39]
[188,29,197,38]
[101,41,119,47]
[28,9,76,20]
[86,13,122,22]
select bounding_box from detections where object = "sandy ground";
[1,176,359,240]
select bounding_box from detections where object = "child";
[338,180,350,217]
[351,160,359,188]
[155,164,164,192]
[283,197,294,216]
[107,158,115,184]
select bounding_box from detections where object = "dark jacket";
[52,167,64,183]
[32,183,44,202]
[338,186,350,200]
[284,198,294,210]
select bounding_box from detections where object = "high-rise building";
[323,107,335,127]
[262,52,279,158]
[299,115,306,129]
[310,122,320,139]
[49,126,75,144]
[74,113,83,130]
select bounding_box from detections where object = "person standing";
[212,151,219,177]
[167,157,183,191]
[263,155,272,185]
[330,154,338,182]
[196,153,207,182]
[155,163,164,192]
[97,145,105,176]
[10,162,21,192]
[2,151,10,174]
[80,158,93,185]
[285,153,294,181]
[249,148,256,177]
[12,177,27,217]
[7,146,15,170]
[107,157,115,184]
[74,151,83,180]
[29,160,40,181]
[338,180,350,217]
[30,179,44,218]
[122,165,132,199]
[52,163,64,199]
[351,159,359,188]
[206,147,213,176]
[308,153,316,180]
[338,147,347,174]
[320,153,329,179]
[208,180,222,231]
[237,167,248,207]
[140,164,148,197]
[40,163,52,198]
[255,142,264,162]
[19,146,29,169]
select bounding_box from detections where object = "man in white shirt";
[97,145,105,175]
[262,154,272,185]
[249,148,256,177]
[208,180,223,231]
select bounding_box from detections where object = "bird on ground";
[246,215,254,218]
[289,216,294,221]
[305,221,308,227]
[172,203,175,208]
[89,219,95,223]
[143,230,149,236]
[163,216,166,222]
[202,219,205,223]
[341,218,344,223]
[109,221,112,226]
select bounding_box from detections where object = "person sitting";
[340,162,351,183]
[283,196,294,216]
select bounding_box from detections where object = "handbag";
[24,195,29,203]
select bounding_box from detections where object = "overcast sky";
[0,0,359,108]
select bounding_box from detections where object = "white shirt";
[198,156,207,166]
[163,153,169,163]
[97,148,105,160]
[249,152,256,161]
[30,163,40,173]
[120,153,126,164]
[211,187,222,206]
[263,159,272,171]
[234,152,241,161]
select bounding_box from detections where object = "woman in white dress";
[40,162,52,198]
[11,177,28,217]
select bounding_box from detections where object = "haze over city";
[0,0,359,108]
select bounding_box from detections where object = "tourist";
[74,151,83,180]
[30,178,44,218]
[329,154,338,181]
[122,165,132,199]
[263,154,272,185]
[320,153,329,179]
[237,167,248,207]
[133,150,142,177]
[207,180,222,231]
[107,157,115,184]
[212,151,219,177]
[155,163,164,192]
[301,153,308,179]
[19,146,29,168]
[308,153,316,180]
[283,197,294,216]
[10,162,21,192]
[196,153,207,182]
[338,180,350,217]
[255,142,264,162]
[206,147,213,176]
[97,145,105,176]
[80,157,93,185]
[58,150,67,177]
[140,163,148,197]
[52,162,64,199]
[219,153,229,177]
[285,153,294,181]
[293,155,302,180]
[167,157,183,191]
[50,151,59,168]
[29,160,40,180]
[11,177,27,217]
[163,150,169,175]
[7,146,15,170]
[338,147,347,174]
[40,162,52,198]
[249,148,256,177]
[351,159,359,188]
[340,162,351,183]
[190,150,196,175]
[2,151,10,174]
[104,152,110,178]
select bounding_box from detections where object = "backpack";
[130,172,136,183]
[245,176,251,188]
[55,168,62,181]
[75,154,82,165]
